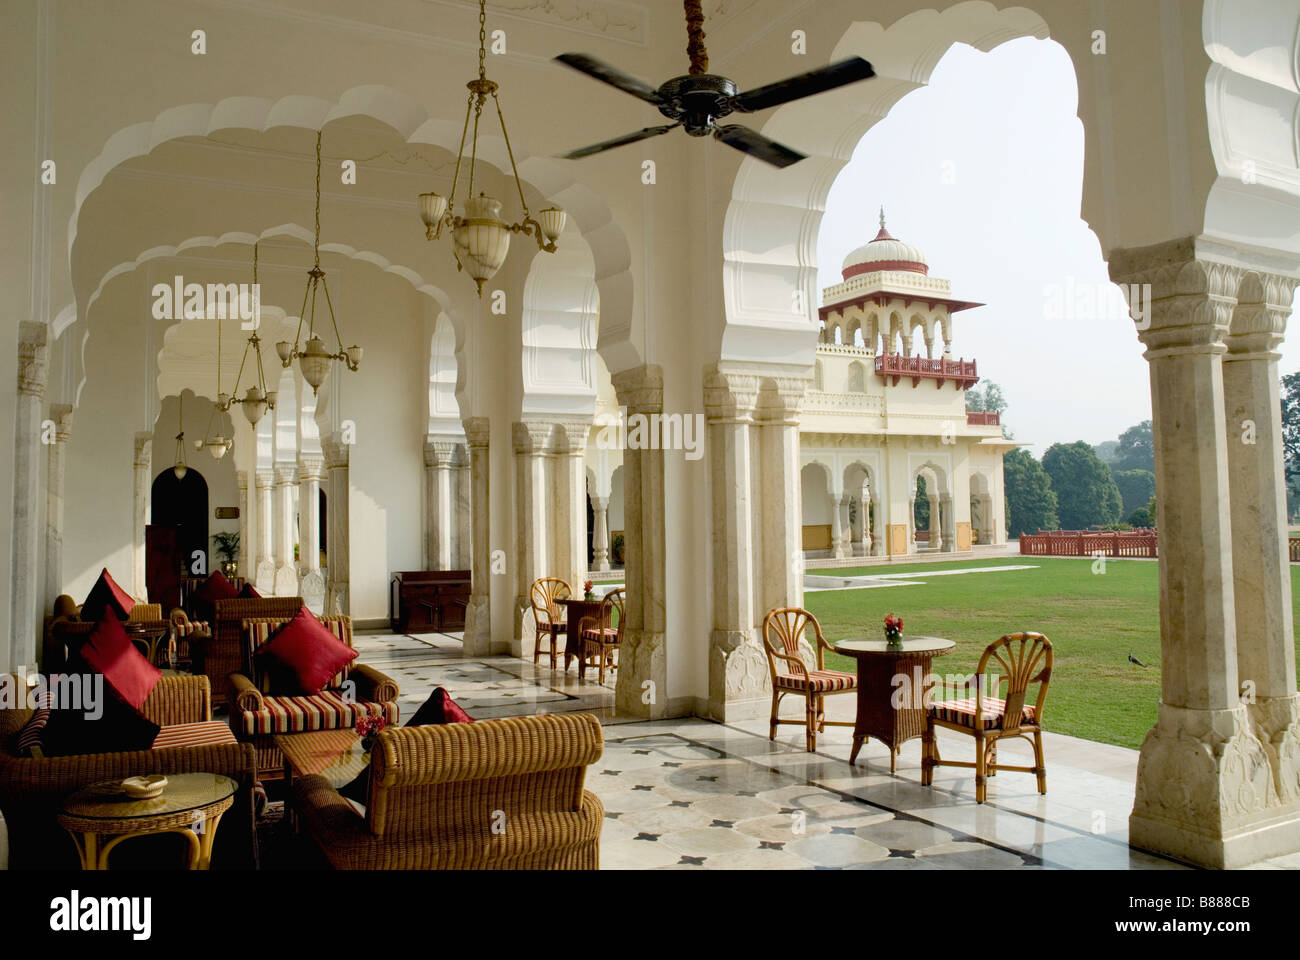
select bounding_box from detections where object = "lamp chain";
[478,0,487,80]
[313,130,322,267]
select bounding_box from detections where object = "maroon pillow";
[80,568,135,623]
[238,582,261,599]
[253,606,357,695]
[193,571,240,622]
[78,614,163,710]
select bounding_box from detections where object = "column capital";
[757,376,810,425]
[48,403,74,442]
[512,420,552,455]
[18,322,49,399]
[322,438,350,469]
[1225,270,1299,359]
[273,464,298,485]
[463,417,491,449]
[554,420,591,456]
[703,368,760,424]
[298,455,324,481]
[424,437,459,467]
[132,433,153,467]
[236,469,249,491]
[611,363,663,415]
[255,467,275,487]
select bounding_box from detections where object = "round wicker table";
[57,773,237,870]
[833,637,956,773]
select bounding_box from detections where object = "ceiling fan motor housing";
[658,74,738,136]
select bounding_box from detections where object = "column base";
[255,560,275,596]
[1130,701,1300,867]
[708,628,770,722]
[614,628,668,719]
[299,570,325,611]
[463,592,491,657]
[514,597,537,662]
[273,565,298,597]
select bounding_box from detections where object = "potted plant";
[356,715,387,756]
[212,531,240,577]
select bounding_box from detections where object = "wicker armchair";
[530,578,572,668]
[168,608,211,673]
[761,608,858,752]
[576,588,624,684]
[291,713,604,869]
[921,632,1053,803]
[0,675,259,870]
[209,596,304,706]
[227,614,399,778]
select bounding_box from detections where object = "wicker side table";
[833,637,956,773]
[57,773,237,870]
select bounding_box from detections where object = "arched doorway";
[147,467,209,610]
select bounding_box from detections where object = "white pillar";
[424,439,456,571]
[254,469,274,594]
[513,421,551,656]
[455,444,472,571]
[11,324,47,667]
[554,422,590,595]
[322,438,350,615]
[132,434,153,601]
[831,493,849,560]
[236,471,250,581]
[591,496,611,572]
[758,378,807,615]
[928,494,942,550]
[44,404,73,609]
[462,419,492,655]
[272,465,298,596]
[298,456,324,605]
[861,482,873,556]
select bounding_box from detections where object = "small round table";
[58,773,237,870]
[833,637,956,773]
[124,622,170,666]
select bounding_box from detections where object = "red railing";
[1020,529,1158,558]
[966,412,1001,426]
[1290,538,1300,562]
[875,353,979,389]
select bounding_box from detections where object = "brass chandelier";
[277,130,362,393]
[218,242,278,428]
[418,0,566,295]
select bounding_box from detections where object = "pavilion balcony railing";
[875,353,978,389]
[966,412,1001,426]
[1019,529,1158,558]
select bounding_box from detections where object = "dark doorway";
[586,493,595,567]
[148,468,209,608]
[319,488,328,564]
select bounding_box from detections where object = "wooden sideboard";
[390,571,471,633]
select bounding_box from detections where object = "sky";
[817,37,1300,459]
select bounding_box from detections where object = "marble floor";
[352,630,1193,870]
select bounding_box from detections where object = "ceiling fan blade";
[554,53,664,105]
[561,124,681,160]
[713,125,806,168]
[730,57,876,113]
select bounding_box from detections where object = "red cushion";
[238,582,261,599]
[254,605,357,695]
[199,571,240,604]
[80,568,135,622]
[78,615,162,710]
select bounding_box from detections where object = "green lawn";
[807,558,1300,750]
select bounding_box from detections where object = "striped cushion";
[174,620,210,637]
[929,697,1037,730]
[774,670,857,693]
[151,720,238,750]
[237,690,398,736]
[13,708,51,757]
[247,619,352,692]
[581,627,619,644]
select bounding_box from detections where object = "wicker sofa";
[291,713,604,869]
[227,613,399,778]
[0,674,259,870]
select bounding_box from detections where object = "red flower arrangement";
[356,715,387,753]
[583,579,595,600]
[884,613,904,645]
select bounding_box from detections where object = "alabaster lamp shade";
[419,192,449,229]
[538,207,567,244]
[275,340,294,364]
[299,335,333,392]
[453,194,511,293]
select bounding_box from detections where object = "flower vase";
[885,630,904,650]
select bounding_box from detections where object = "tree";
[1093,439,1119,463]
[1042,441,1124,530]
[914,474,930,529]
[1282,373,1300,517]
[1112,468,1155,518]
[1003,449,1058,537]
[966,381,1007,415]
[1112,420,1154,473]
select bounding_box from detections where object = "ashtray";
[122,775,167,799]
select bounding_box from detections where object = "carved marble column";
[132,434,153,601]
[554,422,590,595]
[236,471,250,580]
[512,421,552,657]
[704,369,765,721]
[12,323,48,667]
[455,444,472,571]
[322,439,350,615]
[297,456,324,605]
[272,465,298,596]
[44,404,73,608]
[908,494,917,550]
[928,494,942,550]
[254,469,275,594]
[1223,270,1300,814]
[591,496,611,572]
[757,377,807,615]
[423,439,456,571]
[612,365,667,719]
[939,494,956,553]
[462,419,492,656]
[1111,240,1286,868]
[831,493,849,560]
[861,483,873,556]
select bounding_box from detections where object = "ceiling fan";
[554,0,876,168]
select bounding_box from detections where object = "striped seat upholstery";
[151,720,237,750]
[237,689,399,737]
[174,619,211,637]
[929,696,1037,730]
[580,627,618,643]
[774,669,856,694]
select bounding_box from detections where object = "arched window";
[847,361,865,393]
[813,360,825,392]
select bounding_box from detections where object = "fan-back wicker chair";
[761,608,858,752]
[530,578,572,668]
[576,589,623,684]
[921,632,1053,803]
